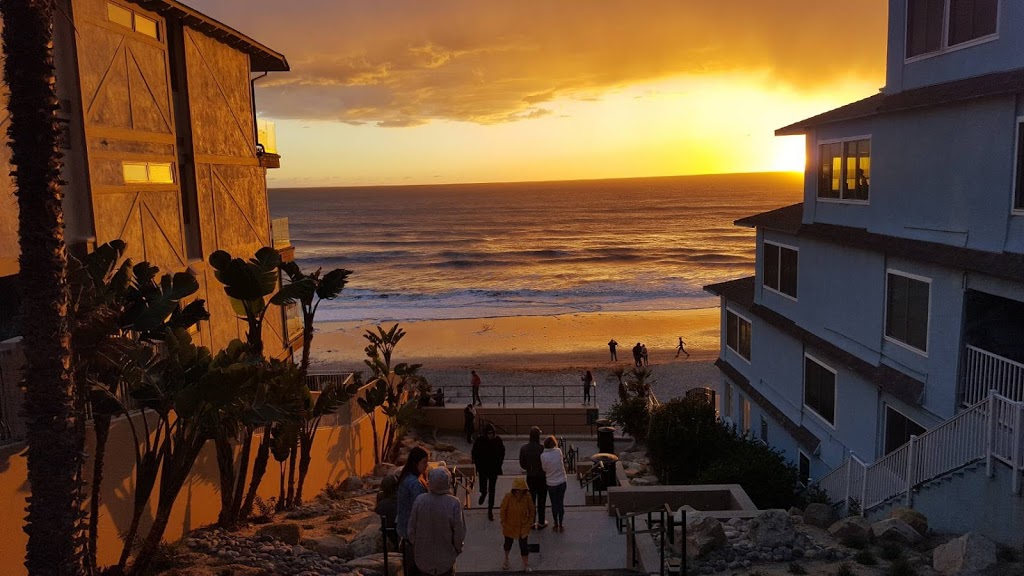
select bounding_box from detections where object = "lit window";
[107,2,133,29]
[804,355,836,426]
[763,241,798,299]
[818,138,870,201]
[885,271,930,353]
[907,0,997,58]
[726,309,751,361]
[134,15,159,39]
[107,2,160,40]
[123,162,175,184]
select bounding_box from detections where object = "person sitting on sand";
[500,477,536,572]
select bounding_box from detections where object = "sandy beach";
[308,307,723,412]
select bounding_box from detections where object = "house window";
[760,415,768,443]
[818,139,870,201]
[726,309,752,361]
[884,406,927,455]
[763,241,798,299]
[885,270,930,353]
[907,0,997,58]
[123,161,175,184]
[799,452,811,485]
[742,397,751,434]
[804,355,836,426]
[107,2,160,39]
[1014,121,1024,210]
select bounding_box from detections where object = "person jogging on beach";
[607,339,618,361]
[676,336,690,358]
[471,370,483,406]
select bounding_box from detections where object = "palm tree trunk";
[285,440,297,507]
[295,437,313,506]
[240,428,271,520]
[1,1,82,573]
[228,429,254,525]
[88,416,111,573]
[214,434,236,526]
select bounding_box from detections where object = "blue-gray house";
[706,0,1024,542]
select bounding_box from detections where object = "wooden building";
[0,0,299,359]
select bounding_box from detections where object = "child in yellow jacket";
[500,477,536,571]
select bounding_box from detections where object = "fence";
[817,390,1024,514]
[444,384,598,408]
[962,345,1024,406]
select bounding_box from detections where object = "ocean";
[268,172,803,323]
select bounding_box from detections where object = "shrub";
[854,549,877,565]
[841,533,869,550]
[879,541,904,561]
[608,397,651,444]
[646,396,731,483]
[696,433,803,509]
[887,558,917,576]
[788,562,808,574]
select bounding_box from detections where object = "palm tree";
[1,1,82,573]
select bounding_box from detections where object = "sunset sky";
[188,1,889,187]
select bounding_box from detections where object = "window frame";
[803,353,837,429]
[122,161,176,184]
[884,405,928,455]
[1012,117,1024,214]
[762,240,799,301]
[107,1,162,40]
[904,0,1000,63]
[884,268,932,357]
[724,382,733,420]
[725,307,752,363]
[798,451,811,485]
[816,135,872,205]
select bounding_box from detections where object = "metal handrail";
[440,384,598,408]
[618,503,684,576]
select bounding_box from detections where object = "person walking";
[471,370,483,406]
[518,427,547,530]
[463,403,477,443]
[500,477,536,572]
[641,344,649,367]
[471,422,505,520]
[582,370,594,405]
[541,436,568,532]
[632,342,643,367]
[408,467,467,576]
[397,447,430,575]
[676,336,690,358]
[607,339,618,361]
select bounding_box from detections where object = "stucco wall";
[0,407,384,575]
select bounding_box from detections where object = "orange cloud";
[189,0,887,126]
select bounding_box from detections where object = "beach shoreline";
[308,307,724,411]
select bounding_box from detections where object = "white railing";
[271,217,291,250]
[818,390,1024,515]
[962,345,1024,406]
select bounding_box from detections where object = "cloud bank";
[190,0,887,126]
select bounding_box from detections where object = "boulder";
[340,475,365,492]
[869,518,923,545]
[748,510,796,548]
[932,533,997,575]
[256,522,303,545]
[373,462,398,477]
[314,534,351,558]
[434,441,457,452]
[803,503,834,529]
[828,516,871,542]
[345,552,404,574]
[349,521,384,557]
[890,507,929,536]
[682,515,727,559]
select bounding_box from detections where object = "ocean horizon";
[268,172,802,323]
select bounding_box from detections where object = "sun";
[772,135,806,172]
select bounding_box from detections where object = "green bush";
[608,397,651,444]
[696,433,802,509]
[646,396,731,483]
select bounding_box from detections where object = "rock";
[870,518,923,545]
[345,553,403,573]
[340,475,365,491]
[681,515,727,559]
[932,533,997,575]
[256,522,303,546]
[788,507,803,517]
[373,462,398,477]
[349,521,384,557]
[803,503,834,529]
[829,516,871,542]
[314,534,351,558]
[748,510,795,548]
[623,467,641,478]
[890,507,929,536]
[434,441,457,451]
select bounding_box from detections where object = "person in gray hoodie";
[408,467,467,576]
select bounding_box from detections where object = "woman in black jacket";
[471,422,505,520]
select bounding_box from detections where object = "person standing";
[607,339,618,361]
[500,477,536,572]
[676,336,690,358]
[632,342,643,367]
[518,426,547,529]
[641,344,649,367]
[408,467,467,576]
[471,370,483,406]
[463,403,476,443]
[541,436,568,532]
[397,447,430,575]
[471,422,505,520]
[582,370,594,405]
[375,474,400,548]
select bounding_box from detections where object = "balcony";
[271,217,294,262]
[256,119,280,169]
[284,300,303,344]
[961,345,1024,407]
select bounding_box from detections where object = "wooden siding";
[0,19,16,277]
